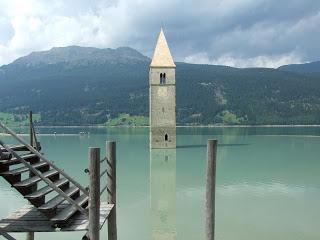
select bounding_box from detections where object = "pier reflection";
[150,149,177,240]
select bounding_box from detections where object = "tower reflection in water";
[150,149,177,240]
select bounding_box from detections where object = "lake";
[0,127,320,240]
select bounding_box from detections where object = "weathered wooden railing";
[29,111,40,151]
[84,141,117,240]
[0,122,89,216]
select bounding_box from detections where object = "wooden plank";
[38,186,79,212]
[0,145,29,152]
[0,154,37,165]
[25,178,69,199]
[2,204,113,221]
[50,194,88,223]
[0,153,12,161]
[1,161,48,176]
[0,203,113,232]
[13,169,58,188]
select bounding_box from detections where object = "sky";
[0,0,319,68]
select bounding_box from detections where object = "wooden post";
[29,111,33,147]
[206,139,217,240]
[26,232,34,240]
[27,111,35,240]
[107,141,117,240]
[89,147,101,240]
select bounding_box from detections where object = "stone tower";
[150,28,176,149]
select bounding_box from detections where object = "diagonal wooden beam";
[0,228,16,240]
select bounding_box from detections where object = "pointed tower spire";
[150,28,176,68]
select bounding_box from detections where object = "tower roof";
[150,28,176,68]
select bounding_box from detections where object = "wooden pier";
[0,112,218,240]
[0,203,113,232]
[0,112,117,240]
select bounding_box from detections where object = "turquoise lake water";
[0,127,320,240]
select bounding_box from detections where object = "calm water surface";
[0,127,319,240]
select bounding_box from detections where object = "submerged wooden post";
[206,139,217,240]
[89,147,101,240]
[107,141,117,240]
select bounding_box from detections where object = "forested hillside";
[0,46,319,126]
[278,61,320,74]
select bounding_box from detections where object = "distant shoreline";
[9,124,320,128]
[2,124,320,137]
[0,133,79,136]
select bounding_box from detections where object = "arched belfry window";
[165,133,168,141]
[160,73,166,85]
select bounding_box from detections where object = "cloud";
[184,52,303,68]
[0,17,14,45]
[0,0,319,67]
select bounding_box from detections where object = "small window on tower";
[165,133,168,141]
[160,73,163,84]
[163,73,166,84]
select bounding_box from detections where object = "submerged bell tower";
[149,28,176,149]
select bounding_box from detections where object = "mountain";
[278,61,320,74]
[0,46,320,126]
[12,46,149,67]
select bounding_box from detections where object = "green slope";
[0,46,320,126]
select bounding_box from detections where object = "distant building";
[149,28,176,149]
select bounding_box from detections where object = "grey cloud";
[0,0,319,67]
[104,0,320,66]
